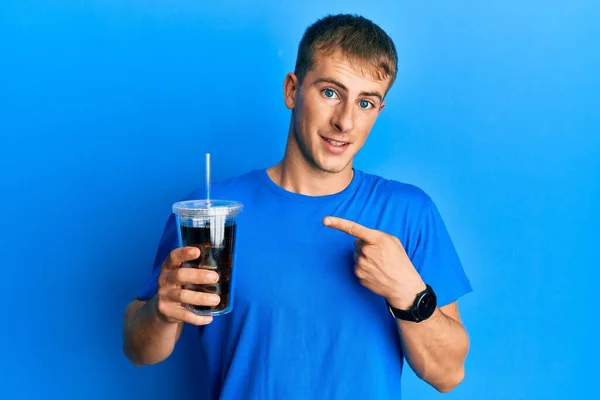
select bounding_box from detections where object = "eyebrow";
[313,77,384,101]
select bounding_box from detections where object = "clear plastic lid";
[172,200,243,218]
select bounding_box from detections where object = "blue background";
[1,1,598,399]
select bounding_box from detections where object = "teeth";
[326,139,346,147]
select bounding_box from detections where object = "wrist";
[386,283,437,323]
[149,295,177,326]
[387,281,427,310]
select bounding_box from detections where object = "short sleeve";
[136,212,180,301]
[408,197,472,306]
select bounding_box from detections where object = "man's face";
[285,50,389,174]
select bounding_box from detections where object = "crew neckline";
[257,167,363,203]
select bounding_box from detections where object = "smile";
[320,136,351,154]
[321,136,350,147]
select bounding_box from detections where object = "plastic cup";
[172,199,243,316]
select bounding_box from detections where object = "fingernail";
[209,272,219,281]
[323,217,331,226]
[210,295,220,304]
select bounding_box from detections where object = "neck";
[267,130,354,197]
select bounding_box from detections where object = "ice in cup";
[172,200,243,316]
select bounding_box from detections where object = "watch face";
[418,292,437,319]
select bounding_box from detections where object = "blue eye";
[359,100,372,109]
[324,89,335,98]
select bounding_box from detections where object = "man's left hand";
[323,216,426,310]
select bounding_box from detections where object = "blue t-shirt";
[137,168,472,399]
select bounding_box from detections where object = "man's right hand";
[155,246,219,326]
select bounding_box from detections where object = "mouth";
[321,136,350,147]
[320,135,351,155]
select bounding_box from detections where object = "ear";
[283,73,299,110]
[377,101,386,114]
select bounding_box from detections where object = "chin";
[314,158,351,174]
[317,166,344,174]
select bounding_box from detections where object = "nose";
[330,101,355,133]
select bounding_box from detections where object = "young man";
[122,13,472,399]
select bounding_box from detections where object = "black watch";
[386,284,437,323]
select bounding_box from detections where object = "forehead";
[307,49,390,93]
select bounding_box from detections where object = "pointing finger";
[323,216,379,244]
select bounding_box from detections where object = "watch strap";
[386,284,436,323]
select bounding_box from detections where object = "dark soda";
[180,221,236,313]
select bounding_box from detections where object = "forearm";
[397,308,469,392]
[122,295,182,366]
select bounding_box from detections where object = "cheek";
[314,102,333,125]
[304,102,327,125]
[301,103,331,138]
